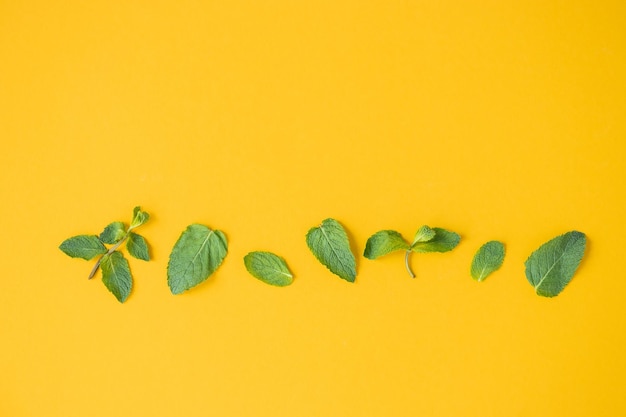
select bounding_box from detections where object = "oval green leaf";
[167,224,228,294]
[99,222,126,244]
[411,228,460,253]
[127,232,150,261]
[363,230,410,259]
[59,235,107,260]
[129,206,150,230]
[411,225,436,245]
[470,240,505,282]
[524,231,586,297]
[101,251,132,303]
[306,218,357,282]
[244,251,293,286]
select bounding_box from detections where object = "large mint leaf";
[411,228,460,253]
[99,222,126,244]
[525,231,586,297]
[471,240,505,281]
[306,218,357,282]
[167,224,228,294]
[100,251,132,303]
[363,230,410,259]
[244,251,293,287]
[59,235,107,260]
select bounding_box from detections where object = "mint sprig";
[59,206,151,303]
[364,225,460,277]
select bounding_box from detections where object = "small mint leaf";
[471,241,505,281]
[129,206,149,230]
[244,251,293,287]
[167,224,228,294]
[59,235,107,260]
[363,230,410,259]
[127,232,150,261]
[99,222,126,244]
[411,225,436,245]
[100,252,132,303]
[306,218,357,283]
[411,228,460,253]
[524,231,586,297]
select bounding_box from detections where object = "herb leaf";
[244,251,293,286]
[59,235,107,260]
[306,218,357,282]
[524,231,586,297]
[167,224,228,294]
[411,228,460,253]
[129,206,150,230]
[127,232,150,261]
[363,230,410,259]
[100,252,132,303]
[99,222,126,244]
[470,241,505,281]
[411,225,436,245]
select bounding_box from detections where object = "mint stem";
[88,234,129,279]
[405,250,415,278]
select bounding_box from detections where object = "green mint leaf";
[59,235,107,260]
[470,241,505,281]
[167,224,228,294]
[411,228,460,253]
[100,251,132,303]
[306,218,357,283]
[524,231,586,297]
[363,230,410,259]
[99,222,126,244]
[129,206,150,230]
[127,232,150,261]
[244,251,293,287]
[411,225,436,245]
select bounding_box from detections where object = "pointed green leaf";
[59,235,107,260]
[363,230,410,259]
[129,206,149,229]
[99,222,126,244]
[524,231,586,297]
[471,241,505,282]
[244,251,293,287]
[411,228,460,253]
[167,224,228,294]
[306,218,357,282]
[127,232,150,261]
[100,251,132,303]
[411,225,436,245]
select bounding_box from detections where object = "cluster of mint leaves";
[59,208,588,303]
[59,207,150,302]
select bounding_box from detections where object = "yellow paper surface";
[1,1,625,416]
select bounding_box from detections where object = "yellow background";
[1,1,625,416]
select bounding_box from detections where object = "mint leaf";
[129,206,149,230]
[471,241,505,281]
[411,225,436,245]
[61,206,151,302]
[306,218,357,282]
[364,225,461,278]
[524,231,586,297]
[59,235,107,260]
[167,224,228,294]
[99,222,126,244]
[100,252,132,303]
[411,228,460,253]
[363,230,410,259]
[244,251,293,287]
[127,232,150,261]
